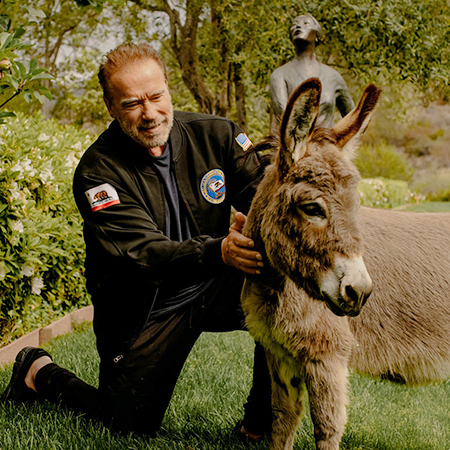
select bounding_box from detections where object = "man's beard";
[119,106,174,150]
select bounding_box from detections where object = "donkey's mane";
[309,127,338,145]
[245,126,339,182]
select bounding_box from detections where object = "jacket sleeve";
[73,157,225,288]
[224,121,261,215]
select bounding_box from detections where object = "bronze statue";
[270,14,354,128]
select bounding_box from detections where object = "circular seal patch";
[200,169,226,204]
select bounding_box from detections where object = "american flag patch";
[235,133,253,151]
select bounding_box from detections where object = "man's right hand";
[221,212,264,275]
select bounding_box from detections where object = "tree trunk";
[233,61,247,132]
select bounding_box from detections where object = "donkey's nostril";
[345,284,372,309]
[345,285,358,306]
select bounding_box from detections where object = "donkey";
[241,78,450,450]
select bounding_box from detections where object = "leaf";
[0,111,15,119]
[0,32,11,50]
[30,72,54,81]
[30,59,38,72]
[14,60,27,77]
[13,27,26,40]
[0,15,11,33]
[4,51,19,59]
[33,91,47,104]
[0,111,15,124]
[23,91,32,103]
[36,85,52,100]
[25,7,47,19]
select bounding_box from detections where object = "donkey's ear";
[333,84,382,159]
[279,78,321,177]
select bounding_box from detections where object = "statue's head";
[290,14,322,45]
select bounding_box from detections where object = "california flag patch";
[85,183,120,212]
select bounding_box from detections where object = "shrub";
[354,141,415,181]
[0,111,94,344]
[411,168,450,202]
[358,178,420,209]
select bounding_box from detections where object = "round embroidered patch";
[200,169,226,204]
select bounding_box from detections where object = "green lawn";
[396,201,450,212]
[1,324,449,450]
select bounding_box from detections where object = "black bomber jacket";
[73,111,260,358]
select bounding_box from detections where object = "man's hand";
[221,212,264,275]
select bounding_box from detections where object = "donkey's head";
[258,78,380,317]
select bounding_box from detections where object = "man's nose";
[141,101,157,121]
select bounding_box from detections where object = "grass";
[1,324,450,449]
[1,201,449,449]
[396,201,450,212]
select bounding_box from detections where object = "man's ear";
[104,96,116,119]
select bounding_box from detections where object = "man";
[2,43,272,442]
[270,14,354,129]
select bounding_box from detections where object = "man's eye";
[299,203,326,218]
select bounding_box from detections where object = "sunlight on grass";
[1,325,450,449]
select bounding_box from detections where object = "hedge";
[0,111,94,345]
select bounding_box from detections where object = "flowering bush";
[0,111,95,344]
[358,178,423,209]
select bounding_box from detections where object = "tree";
[99,0,450,132]
[0,1,53,123]
[7,0,450,133]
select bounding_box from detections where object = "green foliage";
[358,178,418,209]
[0,111,94,344]
[50,48,110,129]
[354,142,415,181]
[0,3,53,123]
[411,168,450,202]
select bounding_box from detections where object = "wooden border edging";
[0,305,93,367]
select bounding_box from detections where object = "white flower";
[11,220,24,233]
[31,276,44,295]
[21,157,36,177]
[39,164,54,183]
[10,158,36,179]
[65,151,79,168]
[9,181,20,201]
[52,136,59,145]
[38,133,50,142]
[71,141,83,151]
[11,162,24,179]
[20,264,34,277]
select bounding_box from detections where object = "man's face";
[290,15,320,43]
[105,58,173,153]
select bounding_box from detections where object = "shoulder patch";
[85,183,120,212]
[200,169,226,204]
[235,133,253,151]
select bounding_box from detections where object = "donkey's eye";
[299,203,326,219]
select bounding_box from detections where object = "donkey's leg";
[266,350,305,450]
[305,358,349,450]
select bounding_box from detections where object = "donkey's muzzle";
[320,254,373,317]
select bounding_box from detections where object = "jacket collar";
[108,115,184,162]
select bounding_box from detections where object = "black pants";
[35,267,272,436]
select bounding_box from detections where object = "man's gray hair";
[98,43,168,102]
